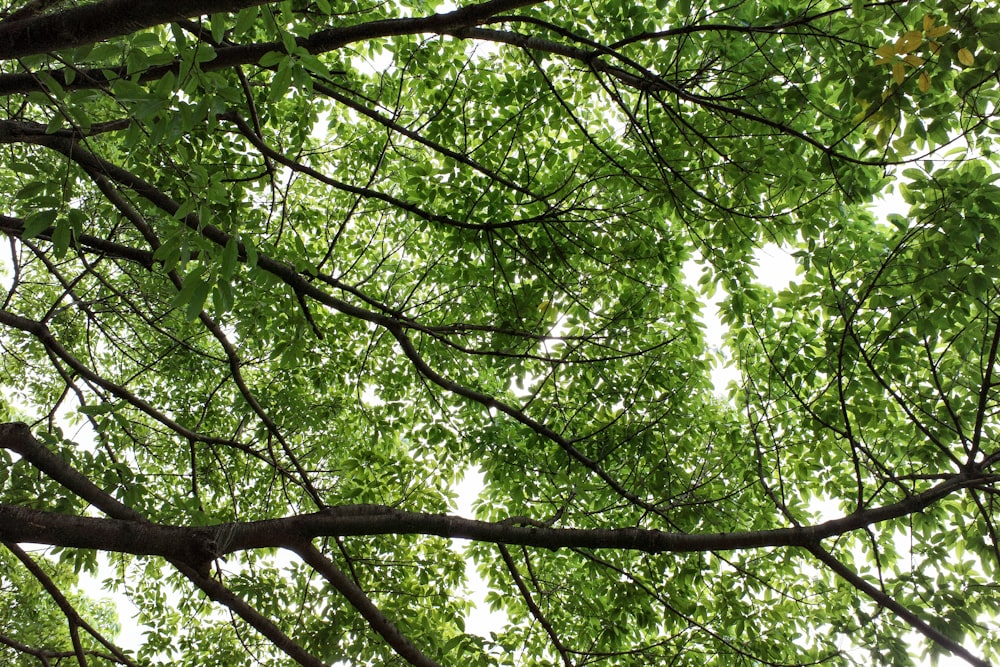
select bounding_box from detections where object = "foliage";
[0,545,120,665]
[0,0,998,665]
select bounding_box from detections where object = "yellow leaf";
[958,47,975,66]
[876,44,896,60]
[926,24,951,38]
[922,14,934,32]
[892,61,905,84]
[895,30,923,54]
[903,54,925,67]
[918,72,930,92]
[928,41,942,55]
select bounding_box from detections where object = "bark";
[0,421,988,562]
[0,215,155,267]
[0,0,274,58]
[0,0,542,60]
[0,504,214,564]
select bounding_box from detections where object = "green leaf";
[210,13,227,43]
[131,32,161,49]
[15,181,48,199]
[233,238,254,273]
[280,30,298,56]
[51,217,71,258]
[219,237,240,281]
[36,72,65,98]
[185,276,212,322]
[258,50,285,68]
[194,44,217,63]
[78,403,120,416]
[22,209,58,238]
[45,114,64,134]
[234,9,258,38]
[268,61,293,101]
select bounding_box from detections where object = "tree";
[0,0,997,664]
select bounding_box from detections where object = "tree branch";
[808,544,990,667]
[3,543,137,666]
[0,422,991,561]
[295,542,444,667]
[0,422,326,667]
[0,0,542,59]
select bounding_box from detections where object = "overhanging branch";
[0,0,542,59]
[0,421,988,560]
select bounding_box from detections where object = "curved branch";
[0,422,991,560]
[0,0,542,60]
[497,544,573,667]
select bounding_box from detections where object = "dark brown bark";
[0,215,155,267]
[0,0,542,60]
[1,421,990,561]
[0,0,273,58]
[0,504,214,564]
[4,419,993,665]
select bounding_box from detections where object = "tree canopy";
[0,0,998,664]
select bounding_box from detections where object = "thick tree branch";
[0,0,542,59]
[1,421,990,560]
[0,422,326,667]
[0,0,269,58]
[0,215,155,267]
[0,478,978,558]
[0,504,215,563]
[4,418,992,666]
